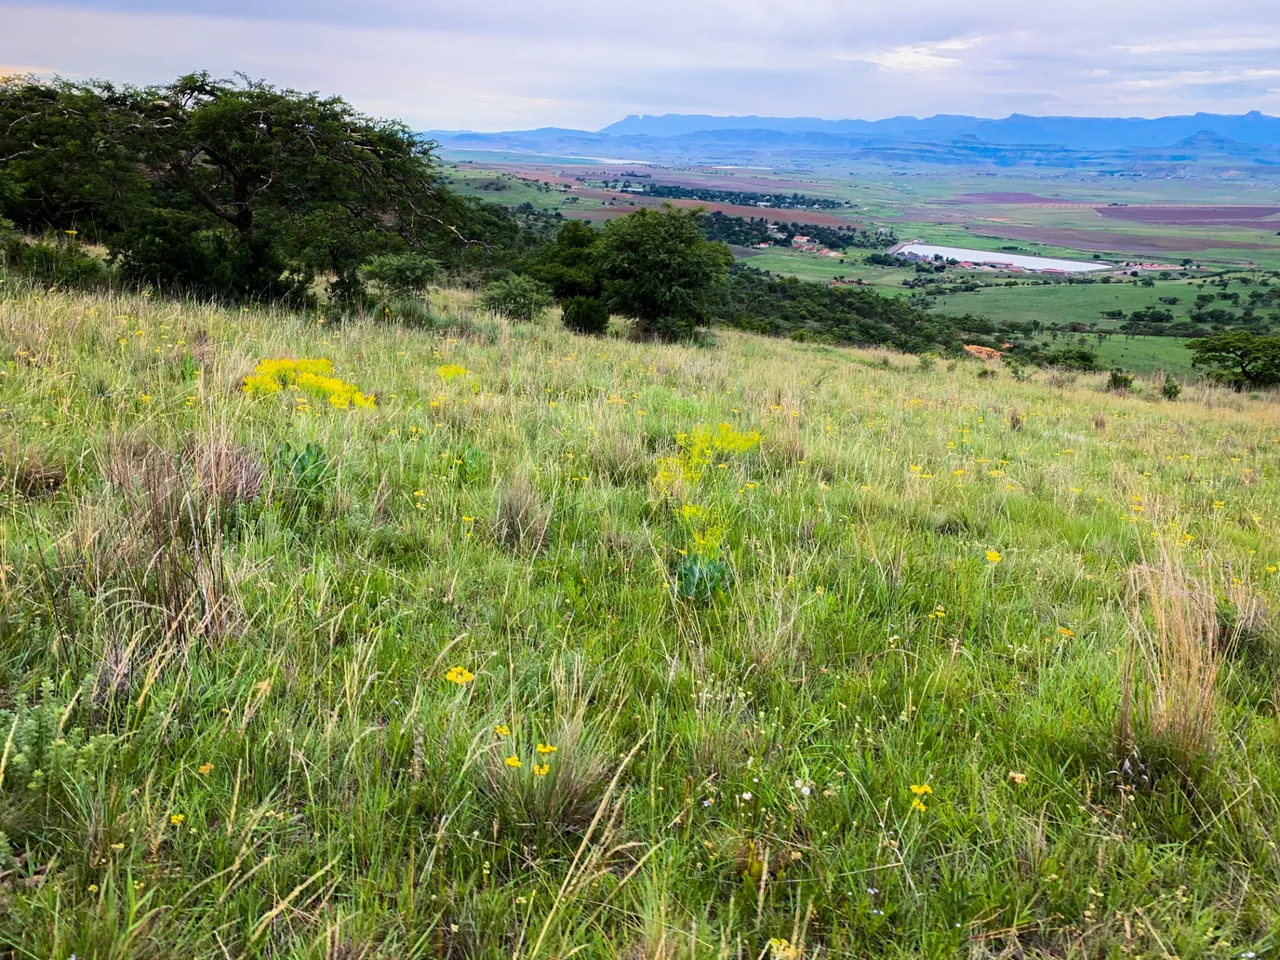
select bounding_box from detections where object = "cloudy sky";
[4,1,1280,130]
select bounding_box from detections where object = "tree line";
[0,72,544,305]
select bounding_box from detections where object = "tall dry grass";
[1120,545,1223,779]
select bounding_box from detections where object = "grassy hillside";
[3,286,1280,958]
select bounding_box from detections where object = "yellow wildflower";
[535,743,557,755]
[504,756,523,769]
[444,666,475,685]
[985,550,1001,564]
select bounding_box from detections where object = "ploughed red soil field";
[1095,205,1280,226]
[966,223,1274,253]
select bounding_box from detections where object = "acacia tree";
[1188,331,1280,388]
[596,205,732,340]
[118,73,458,300]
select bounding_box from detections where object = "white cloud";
[858,38,982,71]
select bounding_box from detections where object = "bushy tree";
[562,296,610,335]
[528,219,603,301]
[596,206,732,340]
[0,76,149,237]
[1189,332,1280,388]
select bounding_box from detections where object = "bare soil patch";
[1095,205,1280,226]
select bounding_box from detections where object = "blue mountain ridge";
[595,111,1280,149]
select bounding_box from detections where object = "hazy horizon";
[4,0,1280,131]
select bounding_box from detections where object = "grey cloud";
[3,1,1279,129]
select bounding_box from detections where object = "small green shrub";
[1161,375,1183,400]
[0,679,115,811]
[1109,369,1135,392]
[478,275,553,322]
[561,296,610,336]
[2,229,109,288]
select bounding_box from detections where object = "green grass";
[3,285,1280,958]
[735,248,911,291]
[926,279,1204,327]
[1066,333,1196,375]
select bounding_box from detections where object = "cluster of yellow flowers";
[909,783,932,812]
[654,423,762,496]
[242,358,375,410]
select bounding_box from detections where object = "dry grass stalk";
[1121,546,1222,777]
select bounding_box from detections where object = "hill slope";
[2,287,1280,957]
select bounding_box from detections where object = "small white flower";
[741,791,753,801]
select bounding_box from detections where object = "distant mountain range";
[427,111,1280,171]
[597,111,1280,148]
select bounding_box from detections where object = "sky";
[4,1,1280,131]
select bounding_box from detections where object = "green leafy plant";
[361,253,439,298]
[273,440,332,521]
[674,553,734,604]
[0,679,115,808]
